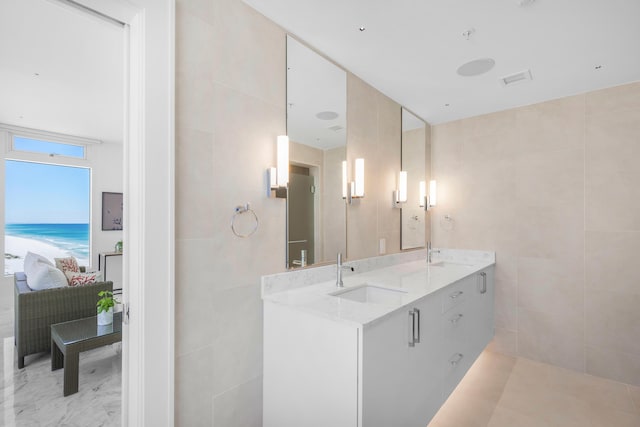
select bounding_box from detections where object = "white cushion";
[24,251,54,275]
[25,256,67,290]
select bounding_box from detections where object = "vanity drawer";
[441,279,469,313]
[441,302,471,340]
[441,346,475,400]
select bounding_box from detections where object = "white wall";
[86,142,124,268]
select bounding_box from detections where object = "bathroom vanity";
[262,250,495,427]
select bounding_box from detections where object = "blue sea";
[5,223,90,260]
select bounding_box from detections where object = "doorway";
[0,0,175,425]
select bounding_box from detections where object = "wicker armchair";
[14,272,113,368]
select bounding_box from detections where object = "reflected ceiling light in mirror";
[394,171,408,207]
[267,135,289,198]
[316,111,339,120]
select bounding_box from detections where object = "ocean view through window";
[5,160,90,275]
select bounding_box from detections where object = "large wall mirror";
[401,108,427,250]
[286,35,347,269]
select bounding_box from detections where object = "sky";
[5,159,90,224]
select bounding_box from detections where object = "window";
[4,160,90,275]
[12,136,85,159]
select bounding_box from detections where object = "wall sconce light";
[342,160,348,199]
[429,180,437,207]
[419,181,426,207]
[342,158,365,204]
[423,179,437,210]
[394,171,408,207]
[353,158,365,198]
[267,135,289,198]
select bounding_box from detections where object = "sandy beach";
[4,235,89,275]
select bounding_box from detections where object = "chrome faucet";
[336,252,354,287]
[427,241,440,263]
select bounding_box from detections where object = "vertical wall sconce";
[267,135,289,198]
[422,179,437,210]
[342,158,365,204]
[353,158,365,198]
[277,135,289,187]
[394,171,408,207]
[420,180,437,210]
[429,180,437,207]
[342,160,348,199]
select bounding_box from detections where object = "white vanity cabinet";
[440,267,494,400]
[361,291,442,426]
[263,265,495,427]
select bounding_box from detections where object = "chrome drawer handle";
[449,290,464,299]
[408,310,415,347]
[450,313,463,324]
[478,272,487,294]
[408,308,421,347]
[450,353,464,366]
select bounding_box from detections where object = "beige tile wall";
[346,75,402,259]
[176,0,285,424]
[431,81,640,385]
[176,1,428,424]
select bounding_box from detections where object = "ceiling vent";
[500,69,533,86]
[328,125,344,132]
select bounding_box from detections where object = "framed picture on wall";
[102,192,123,231]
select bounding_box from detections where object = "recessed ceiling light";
[457,58,496,77]
[316,111,339,120]
[359,26,366,32]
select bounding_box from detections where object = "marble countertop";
[263,249,495,327]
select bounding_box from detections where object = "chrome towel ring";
[231,203,259,238]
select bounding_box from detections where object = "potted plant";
[97,290,117,325]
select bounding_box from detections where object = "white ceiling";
[287,36,347,151]
[244,0,640,124]
[0,0,123,143]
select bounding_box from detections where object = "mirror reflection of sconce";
[342,158,365,204]
[267,135,289,198]
[420,179,437,210]
[393,171,408,208]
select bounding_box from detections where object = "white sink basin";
[428,261,474,268]
[331,284,407,305]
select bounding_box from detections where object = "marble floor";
[0,306,122,427]
[429,350,640,427]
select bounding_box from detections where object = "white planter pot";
[98,307,114,325]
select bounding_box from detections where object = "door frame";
[69,1,175,425]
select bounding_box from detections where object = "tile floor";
[429,350,640,427]
[0,305,121,427]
